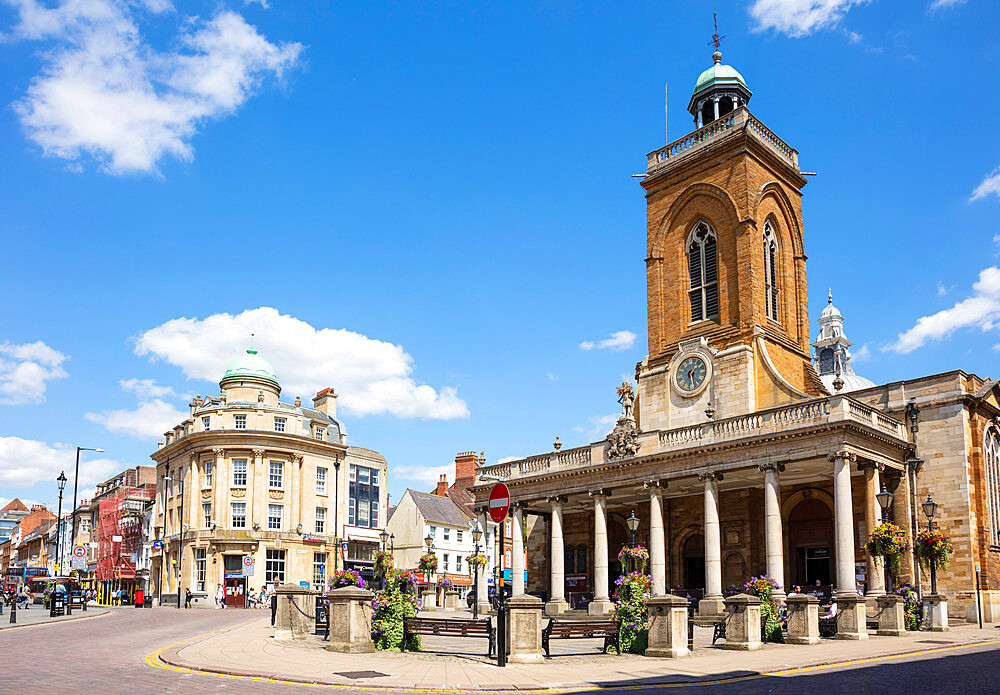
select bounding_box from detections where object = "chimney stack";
[435,473,449,497]
[313,387,337,417]
[454,451,480,484]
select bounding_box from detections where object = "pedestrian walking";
[184,588,192,609]
[215,584,225,609]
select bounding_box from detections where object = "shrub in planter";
[329,569,367,590]
[741,575,783,643]
[894,583,922,631]
[607,572,651,654]
[617,545,649,574]
[372,568,421,651]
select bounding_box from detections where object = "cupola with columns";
[687,49,752,129]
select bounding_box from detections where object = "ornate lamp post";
[875,482,894,591]
[424,533,434,587]
[626,509,640,548]
[921,494,939,594]
[379,528,390,590]
[389,533,395,553]
[471,523,483,619]
[55,472,68,576]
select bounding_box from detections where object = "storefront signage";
[301,535,327,543]
[223,572,244,579]
[151,540,163,550]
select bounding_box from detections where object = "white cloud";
[0,437,119,490]
[749,0,870,37]
[588,413,618,438]
[497,456,521,464]
[6,1,302,174]
[119,377,177,399]
[392,464,451,486]
[993,343,1000,352]
[845,29,862,43]
[889,267,1000,353]
[580,330,637,352]
[971,166,1000,201]
[546,372,558,382]
[929,0,966,9]
[85,378,187,439]
[937,282,948,296]
[851,343,871,362]
[132,307,470,420]
[0,340,69,404]
[244,0,270,7]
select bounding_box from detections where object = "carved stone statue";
[617,381,635,420]
[606,419,640,460]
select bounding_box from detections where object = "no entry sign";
[488,482,510,523]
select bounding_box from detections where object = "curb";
[154,632,1000,692]
[0,608,112,631]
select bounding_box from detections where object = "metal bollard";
[9,596,15,624]
[496,603,507,667]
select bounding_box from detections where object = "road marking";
[145,634,1000,693]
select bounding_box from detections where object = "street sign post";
[72,545,86,558]
[243,555,254,577]
[488,483,510,523]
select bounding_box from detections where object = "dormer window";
[314,426,325,441]
[234,414,247,430]
[202,416,210,431]
[687,222,719,323]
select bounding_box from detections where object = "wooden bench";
[402,617,495,657]
[542,618,620,656]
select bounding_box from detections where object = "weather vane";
[709,11,725,51]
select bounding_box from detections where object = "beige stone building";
[150,346,388,606]
[471,49,1000,624]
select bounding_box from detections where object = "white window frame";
[274,417,286,433]
[265,549,286,585]
[316,467,327,495]
[312,552,326,592]
[234,414,247,430]
[444,528,450,541]
[195,548,207,592]
[202,503,212,528]
[231,502,246,529]
[314,426,325,441]
[267,504,283,531]
[315,507,326,534]
[268,460,283,489]
[202,416,211,431]
[204,461,213,488]
[232,459,247,487]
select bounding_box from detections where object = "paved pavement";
[0,602,109,629]
[1,606,999,693]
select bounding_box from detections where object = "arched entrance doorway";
[787,498,833,589]
[682,533,705,594]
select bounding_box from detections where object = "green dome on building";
[221,347,280,388]
[692,52,748,97]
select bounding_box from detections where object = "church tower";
[637,45,826,432]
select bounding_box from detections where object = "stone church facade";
[471,49,1000,623]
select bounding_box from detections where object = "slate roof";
[409,489,471,527]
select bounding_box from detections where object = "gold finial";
[828,288,833,304]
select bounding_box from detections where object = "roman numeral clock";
[669,338,715,401]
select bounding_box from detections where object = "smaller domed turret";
[687,49,752,129]
[811,290,875,394]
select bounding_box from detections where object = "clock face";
[675,355,708,393]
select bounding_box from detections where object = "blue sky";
[1,0,998,514]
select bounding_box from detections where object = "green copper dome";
[693,54,748,96]
[221,348,280,388]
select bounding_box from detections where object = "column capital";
[589,488,612,498]
[643,479,668,490]
[698,471,724,482]
[827,449,857,464]
[546,495,568,505]
[756,463,785,473]
[291,453,303,464]
[856,460,885,473]
[212,447,226,458]
[251,449,266,459]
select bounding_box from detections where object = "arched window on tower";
[763,222,779,321]
[687,222,718,323]
[985,425,1000,546]
[818,348,834,375]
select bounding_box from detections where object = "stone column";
[588,489,613,616]
[546,496,569,616]
[829,450,858,597]
[645,481,666,595]
[326,586,375,652]
[421,589,436,612]
[892,464,916,586]
[758,464,785,600]
[785,594,820,645]
[923,594,950,631]
[732,95,739,110]
[699,472,725,616]
[189,456,200,530]
[645,594,690,658]
[290,454,303,532]
[511,503,525,596]
[722,594,762,651]
[476,509,491,616]
[252,449,265,530]
[862,462,886,597]
[876,594,906,636]
[506,593,545,663]
[713,96,720,121]
[213,448,226,528]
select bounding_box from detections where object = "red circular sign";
[488,482,510,524]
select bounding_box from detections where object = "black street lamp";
[626,509,640,548]
[379,529,390,590]
[875,482,894,592]
[471,523,483,620]
[56,472,68,573]
[389,533,395,553]
[922,494,939,594]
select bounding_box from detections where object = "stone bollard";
[645,594,690,658]
[785,594,821,645]
[506,593,545,663]
[444,590,460,612]
[722,594,762,651]
[923,594,950,632]
[876,595,906,637]
[421,589,437,612]
[274,584,317,640]
[325,586,375,653]
[833,594,869,640]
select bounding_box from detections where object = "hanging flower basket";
[617,545,649,574]
[373,550,394,577]
[865,522,910,575]
[329,568,367,590]
[465,553,488,574]
[437,576,455,590]
[417,553,438,575]
[914,527,953,572]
